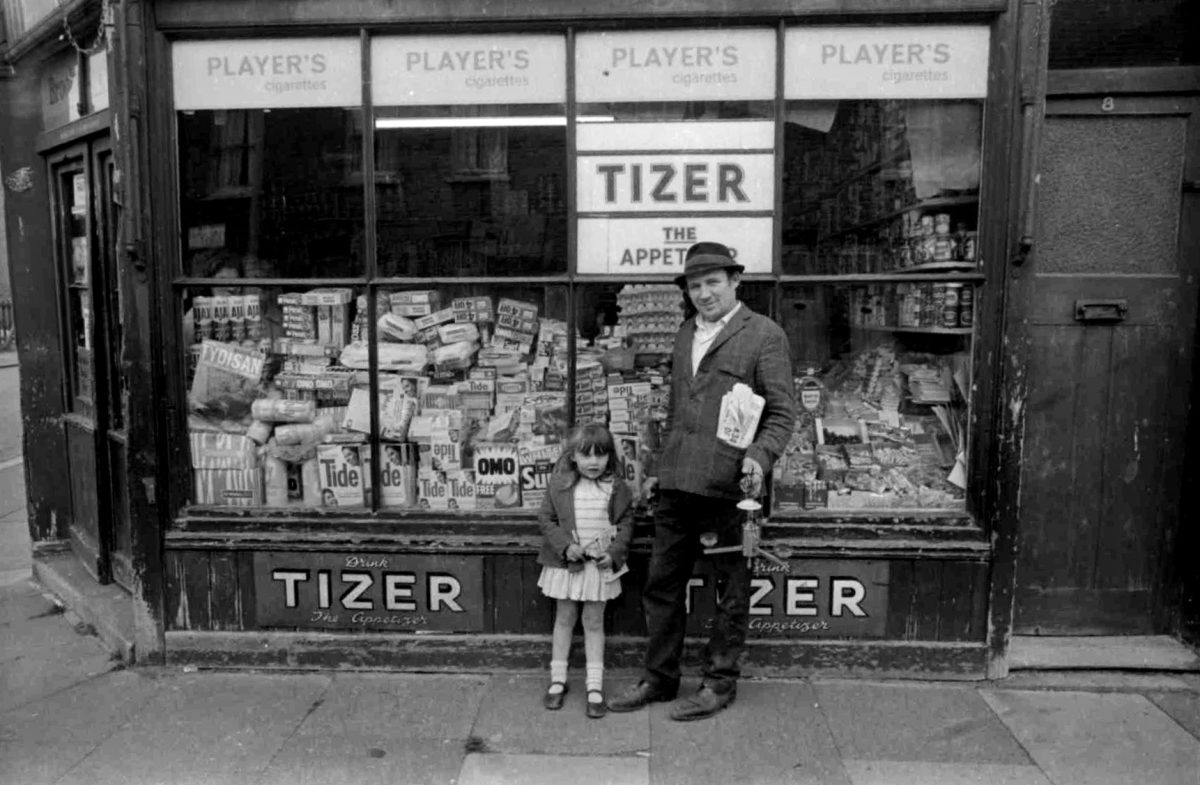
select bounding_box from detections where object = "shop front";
[125,0,1016,675]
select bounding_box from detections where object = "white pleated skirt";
[538,561,622,602]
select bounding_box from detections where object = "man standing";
[608,241,796,721]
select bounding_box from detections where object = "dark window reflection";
[179,108,364,278]
[373,105,568,277]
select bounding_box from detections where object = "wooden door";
[93,139,132,590]
[47,138,120,584]
[1011,95,1199,634]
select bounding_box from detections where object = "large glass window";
[774,26,987,514]
[172,26,990,519]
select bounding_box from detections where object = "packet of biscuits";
[716,383,765,449]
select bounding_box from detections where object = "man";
[608,241,796,721]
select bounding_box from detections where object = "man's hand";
[740,457,764,497]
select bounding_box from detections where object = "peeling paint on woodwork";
[175,589,190,629]
[1008,393,1023,423]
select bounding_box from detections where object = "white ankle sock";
[586,664,603,693]
[550,660,567,688]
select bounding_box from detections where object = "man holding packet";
[608,241,797,721]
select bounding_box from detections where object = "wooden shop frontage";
[3,0,1197,676]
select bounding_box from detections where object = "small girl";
[536,422,635,719]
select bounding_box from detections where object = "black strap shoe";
[586,690,607,719]
[543,682,567,710]
[606,680,678,713]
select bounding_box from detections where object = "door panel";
[47,137,124,586]
[93,140,132,590]
[1012,96,1199,635]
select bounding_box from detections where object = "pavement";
[2,352,1200,784]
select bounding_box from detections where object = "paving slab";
[0,604,98,663]
[1147,691,1200,741]
[991,671,1195,693]
[0,579,58,626]
[1008,635,1200,671]
[256,734,467,785]
[298,672,488,740]
[0,628,115,713]
[458,751,649,785]
[650,679,849,785]
[982,689,1200,785]
[0,670,161,785]
[842,760,1052,785]
[471,674,649,756]
[816,681,1031,765]
[51,672,331,785]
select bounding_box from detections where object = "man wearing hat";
[608,241,796,721]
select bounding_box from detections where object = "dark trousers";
[641,490,750,694]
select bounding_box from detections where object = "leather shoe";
[606,680,678,713]
[586,690,607,719]
[543,682,567,710]
[668,684,736,721]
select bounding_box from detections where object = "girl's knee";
[580,602,605,630]
[555,601,580,627]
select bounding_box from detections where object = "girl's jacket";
[536,466,636,570]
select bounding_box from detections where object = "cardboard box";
[519,443,559,510]
[380,442,419,508]
[189,431,258,470]
[194,467,263,507]
[316,444,369,507]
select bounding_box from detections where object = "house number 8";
[1101,97,1115,112]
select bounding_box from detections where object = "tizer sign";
[579,154,772,213]
[254,552,484,631]
[686,559,890,638]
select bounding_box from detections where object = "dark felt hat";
[674,241,745,287]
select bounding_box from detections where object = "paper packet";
[716,383,765,449]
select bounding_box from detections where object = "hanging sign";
[578,217,772,275]
[88,47,110,113]
[686,559,890,638]
[576,29,775,103]
[372,35,566,106]
[785,26,989,100]
[172,38,362,110]
[254,552,485,631]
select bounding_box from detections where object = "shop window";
[776,26,987,516]
[781,99,982,276]
[370,105,568,277]
[178,108,365,278]
[183,280,368,509]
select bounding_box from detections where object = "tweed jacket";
[658,303,797,499]
[536,467,636,570]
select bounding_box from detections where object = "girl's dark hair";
[560,422,620,482]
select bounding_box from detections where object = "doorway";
[1010,93,1199,635]
[46,135,131,589]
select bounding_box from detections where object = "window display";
[172,26,990,518]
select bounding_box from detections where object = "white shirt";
[691,302,741,375]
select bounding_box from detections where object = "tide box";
[316,443,371,507]
[417,468,476,511]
